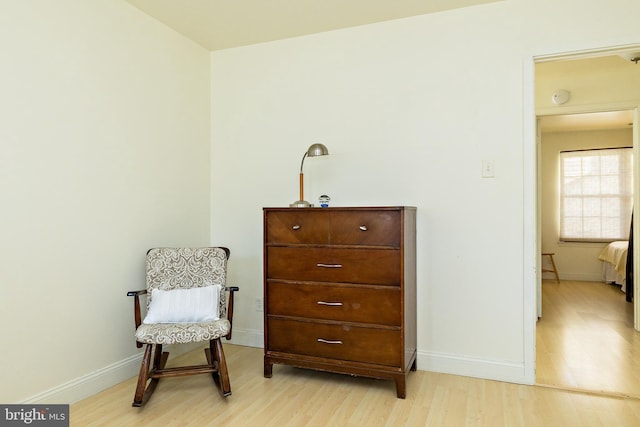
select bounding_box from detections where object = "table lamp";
[290,143,329,207]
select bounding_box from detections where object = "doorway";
[533,50,640,397]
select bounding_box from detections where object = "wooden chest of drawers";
[263,206,417,398]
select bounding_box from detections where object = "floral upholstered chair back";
[145,247,229,320]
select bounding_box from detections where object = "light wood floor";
[536,279,640,399]
[72,342,640,426]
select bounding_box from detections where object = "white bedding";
[598,241,628,290]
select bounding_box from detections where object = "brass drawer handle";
[317,301,343,306]
[292,224,301,230]
[316,263,343,268]
[317,338,343,345]
[359,225,368,231]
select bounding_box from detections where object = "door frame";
[523,44,640,384]
[535,107,638,324]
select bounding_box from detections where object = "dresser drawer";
[267,281,401,326]
[330,210,401,247]
[267,247,400,285]
[266,210,328,244]
[267,318,401,367]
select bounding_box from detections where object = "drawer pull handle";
[317,338,343,345]
[317,301,343,306]
[292,225,301,230]
[359,225,368,231]
[316,263,343,268]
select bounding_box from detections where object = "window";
[560,148,633,242]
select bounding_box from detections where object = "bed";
[599,241,629,292]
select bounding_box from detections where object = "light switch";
[482,160,495,178]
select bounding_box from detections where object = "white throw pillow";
[143,285,220,324]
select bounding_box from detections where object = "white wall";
[540,129,633,281]
[0,1,211,402]
[212,0,640,384]
[6,0,639,405]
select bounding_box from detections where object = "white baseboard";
[230,330,535,385]
[544,272,602,282]
[21,330,532,405]
[230,330,536,385]
[417,350,533,385]
[20,332,262,406]
[21,353,142,405]
[226,327,263,348]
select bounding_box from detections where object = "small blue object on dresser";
[319,194,330,208]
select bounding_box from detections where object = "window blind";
[559,148,633,242]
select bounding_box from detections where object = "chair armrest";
[127,289,147,348]
[224,287,239,340]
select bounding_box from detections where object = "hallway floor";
[536,280,640,398]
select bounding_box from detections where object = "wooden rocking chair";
[127,247,239,407]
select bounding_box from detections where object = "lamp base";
[289,200,314,208]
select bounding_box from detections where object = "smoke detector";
[552,90,570,105]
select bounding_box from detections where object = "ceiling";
[539,110,634,133]
[537,55,638,133]
[125,0,500,51]
[124,0,635,133]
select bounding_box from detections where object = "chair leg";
[205,343,217,386]
[542,253,560,284]
[133,339,230,407]
[549,254,560,283]
[132,344,169,407]
[211,339,231,397]
[153,344,163,369]
[133,344,153,407]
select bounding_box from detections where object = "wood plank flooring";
[72,340,640,425]
[536,279,640,399]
